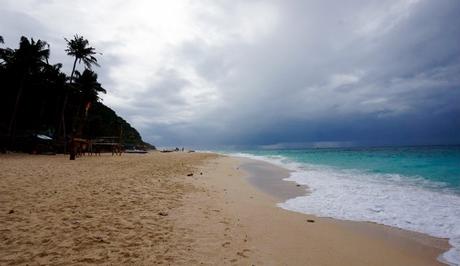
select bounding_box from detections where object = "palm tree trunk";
[76,108,86,138]
[8,73,26,147]
[60,57,77,153]
[72,96,84,136]
[69,57,77,84]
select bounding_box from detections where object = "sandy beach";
[0,152,449,265]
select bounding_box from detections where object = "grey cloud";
[153,0,460,147]
[0,10,50,46]
[2,0,459,148]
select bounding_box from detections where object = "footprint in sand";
[236,249,251,258]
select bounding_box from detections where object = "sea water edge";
[216,146,460,266]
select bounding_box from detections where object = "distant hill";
[84,102,155,149]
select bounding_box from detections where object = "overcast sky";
[1,0,459,148]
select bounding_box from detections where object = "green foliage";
[0,35,151,152]
[84,102,147,145]
[74,69,106,102]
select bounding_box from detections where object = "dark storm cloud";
[1,0,459,147]
[165,0,460,147]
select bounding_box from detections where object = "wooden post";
[69,137,76,160]
[119,124,123,156]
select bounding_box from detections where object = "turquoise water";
[225,145,460,265]
[240,145,460,193]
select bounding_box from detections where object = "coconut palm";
[40,63,68,130]
[0,37,14,67]
[60,35,99,152]
[73,69,106,134]
[74,69,106,103]
[65,35,99,83]
[4,37,49,139]
[68,69,105,160]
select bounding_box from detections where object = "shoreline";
[238,157,307,201]
[229,153,453,265]
[191,154,450,265]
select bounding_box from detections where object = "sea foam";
[229,152,460,266]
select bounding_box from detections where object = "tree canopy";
[0,35,153,153]
[65,34,99,70]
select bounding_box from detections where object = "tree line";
[0,35,152,153]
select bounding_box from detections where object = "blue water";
[239,146,460,193]
[224,145,460,265]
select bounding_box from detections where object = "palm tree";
[75,69,106,103]
[60,35,99,152]
[73,69,106,134]
[65,34,99,83]
[0,37,14,67]
[68,69,105,160]
[40,63,68,132]
[5,37,49,140]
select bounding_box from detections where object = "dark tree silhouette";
[0,35,151,154]
[65,34,99,83]
[72,69,106,135]
[74,69,106,103]
[60,35,100,152]
[40,63,68,131]
[4,37,49,141]
[0,42,14,67]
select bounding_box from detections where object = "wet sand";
[239,158,307,201]
[234,156,450,264]
[181,155,449,265]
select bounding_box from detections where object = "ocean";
[224,146,460,265]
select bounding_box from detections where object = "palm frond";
[65,34,99,70]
